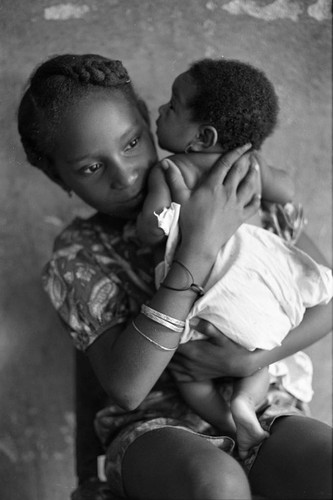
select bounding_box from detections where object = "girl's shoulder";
[42,214,155,351]
[49,213,155,288]
[53,213,127,251]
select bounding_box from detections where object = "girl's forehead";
[53,92,146,155]
[66,90,142,125]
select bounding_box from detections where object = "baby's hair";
[187,58,279,152]
[17,54,149,187]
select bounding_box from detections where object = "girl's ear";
[188,125,218,152]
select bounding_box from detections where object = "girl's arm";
[170,300,332,381]
[136,165,172,245]
[255,151,295,204]
[87,145,261,410]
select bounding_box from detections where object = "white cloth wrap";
[155,203,333,403]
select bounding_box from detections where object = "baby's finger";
[162,158,189,203]
[207,143,252,186]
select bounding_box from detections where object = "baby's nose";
[158,103,166,114]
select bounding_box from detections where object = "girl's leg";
[249,415,332,499]
[122,427,251,500]
[231,368,270,458]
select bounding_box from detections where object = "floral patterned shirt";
[42,213,155,351]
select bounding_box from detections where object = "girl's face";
[156,71,200,153]
[50,91,158,218]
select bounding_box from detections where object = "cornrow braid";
[17,54,144,188]
[31,54,131,90]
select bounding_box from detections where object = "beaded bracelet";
[141,304,185,332]
[160,260,205,296]
[132,320,178,351]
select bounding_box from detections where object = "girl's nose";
[110,167,139,190]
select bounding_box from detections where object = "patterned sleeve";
[42,242,131,352]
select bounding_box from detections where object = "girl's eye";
[124,137,140,152]
[80,163,103,176]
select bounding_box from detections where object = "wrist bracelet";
[132,320,179,351]
[160,259,205,296]
[141,304,185,332]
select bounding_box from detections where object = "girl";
[18,54,332,500]
[137,58,332,458]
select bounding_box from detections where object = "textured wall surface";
[0,1,331,498]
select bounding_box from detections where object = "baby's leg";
[178,379,236,435]
[230,368,270,459]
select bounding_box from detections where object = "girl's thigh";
[122,427,251,500]
[249,415,332,499]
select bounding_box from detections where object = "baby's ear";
[192,125,218,151]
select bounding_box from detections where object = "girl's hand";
[169,320,257,382]
[163,144,261,258]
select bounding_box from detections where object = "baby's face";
[156,71,200,153]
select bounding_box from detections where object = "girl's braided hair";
[17,54,149,187]
[187,58,279,153]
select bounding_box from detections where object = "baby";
[136,58,332,457]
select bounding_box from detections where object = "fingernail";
[253,161,260,172]
[161,159,170,170]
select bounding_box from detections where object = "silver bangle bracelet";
[132,320,179,351]
[141,304,185,332]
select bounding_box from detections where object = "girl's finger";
[162,158,189,203]
[243,193,262,220]
[206,143,252,186]
[236,160,260,202]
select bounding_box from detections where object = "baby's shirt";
[155,205,332,351]
[155,206,332,403]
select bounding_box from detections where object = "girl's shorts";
[96,383,309,498]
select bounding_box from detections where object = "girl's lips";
[128,191,144,202]
[117,188,145,205]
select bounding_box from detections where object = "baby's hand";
[136,210,165,246]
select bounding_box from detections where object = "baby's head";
[156,58,279,154]
[18,54,153,189]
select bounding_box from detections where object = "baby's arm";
[136,165,172,245]
[177,379,236,434]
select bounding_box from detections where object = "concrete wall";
[0,1,331,498]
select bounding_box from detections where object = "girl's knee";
[123,428,251,499]
[184,450,251,500]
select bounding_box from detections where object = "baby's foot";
[216,409,237,438]
[231,395,269,459]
